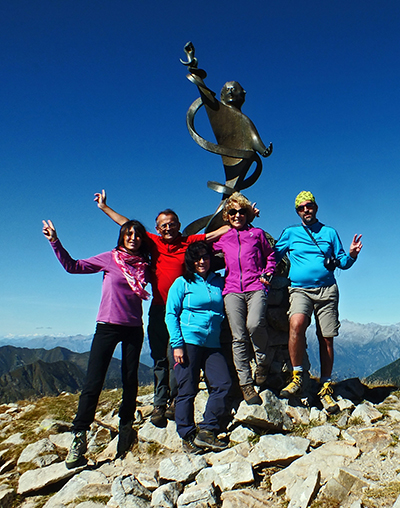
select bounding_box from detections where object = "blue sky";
[1,1,399,337]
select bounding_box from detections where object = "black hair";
[183,241,213,282]
[117,220,150,263]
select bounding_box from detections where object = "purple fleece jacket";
[213,226,276,295]
[50,239,148,327]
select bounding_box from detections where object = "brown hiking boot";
[254,365,269,386]
[150,405,167,427]
[241,384,262,405]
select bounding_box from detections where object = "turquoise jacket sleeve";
[165,277,186,349]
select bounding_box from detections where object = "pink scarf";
[112,249,150,300]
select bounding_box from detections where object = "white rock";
[151,482,182,507]
[247,434,309,467]
[351,403,383,424]
[158,454,207,483]
[17,438,56,464]
[18,462,87,495]
[271,441,360,494]
[43,470,109,508]
[229,426,254,444]
[138,421,181,451]
[177,482,217,508]
[3,433,24,445]
[196,460,254,491]
[287,468,320,508]
[307,424,340,447]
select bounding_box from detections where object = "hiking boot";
[194,429,228,452]
[65,431,87,469]
[241,384,262,405]
[164,399,176,421]
[150,405,167,427]
[280,371,303,398]
[116,420,137,458]
[318,381,339,414]
[254,365,268,386]
[182,432,202,454]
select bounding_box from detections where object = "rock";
[337,398,355,412]
[220,488,275,507]
[309,407,327,423]
[347,427,393,453]
[3,432,24,445]
[247,434,309,467]
[32,454,60,468]
[307,424,340,447]
[0,486,15,508]
[138,421,181,451]
[336,412,350,428]
[271,441,360,494]
[351,403,383,424]
[177,482,218,508]
[283,402,310,425]
[151,482,182,507]
[196,460,254,491]
[18,461,87,495]
[17,438,56,464]
[287,469,320,508]
[321,467,373,504]
[43,470,109,508]
[229,425,254,444]
[234,389,293,431]
[110,475,152,507]
[136,472,158,491]
[37,418,71,433]
[95,435,118,462]
[158,454,207,483]
[48,432,74,449]
[0,459,16,475]
[205,442,252,466]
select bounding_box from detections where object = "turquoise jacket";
[165,272,225,349]
[274,221,356,288]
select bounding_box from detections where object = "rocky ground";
[1,380,400,508]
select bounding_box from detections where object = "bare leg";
[317,334,334,379]
[288,313,310,368]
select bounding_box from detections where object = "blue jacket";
[274,221,356,289]
[165,272,225,349]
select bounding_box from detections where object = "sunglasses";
[296,203,315,212]
[228,208,247,217]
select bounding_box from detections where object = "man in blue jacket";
[274,191,363,413]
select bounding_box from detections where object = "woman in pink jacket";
[213,192,276,405]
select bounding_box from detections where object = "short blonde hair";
[222,192,255,223]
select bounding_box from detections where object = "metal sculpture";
[181,42,273,234]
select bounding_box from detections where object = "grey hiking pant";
[224,290,269,386]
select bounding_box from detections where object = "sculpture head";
[220,81,246,109]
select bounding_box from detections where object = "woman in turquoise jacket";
[165,241,231,453]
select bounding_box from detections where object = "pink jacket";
[213,226,276,295]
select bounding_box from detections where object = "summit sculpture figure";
[181,42,273,234]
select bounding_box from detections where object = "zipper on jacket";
[237,230,244,292]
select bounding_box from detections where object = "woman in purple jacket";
[213,192,276,405]
[42,219,150,468]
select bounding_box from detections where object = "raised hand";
[94,189,107,209]
[349,234,363,258]
[42,220,58,242]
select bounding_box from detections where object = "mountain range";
[2,319,400,385]
[0,345,153,404]
[306,319,400,380]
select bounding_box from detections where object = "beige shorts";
[288,284,340,337]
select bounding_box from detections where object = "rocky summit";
[2,381,400,508]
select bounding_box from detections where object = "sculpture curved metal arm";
[181,42,273,234]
